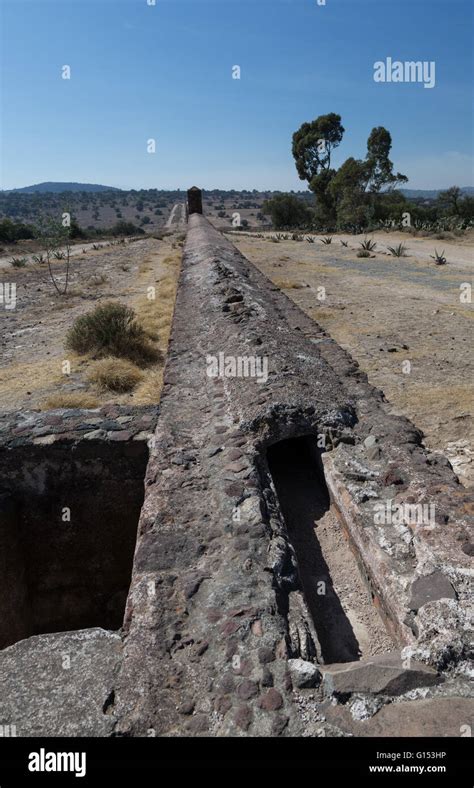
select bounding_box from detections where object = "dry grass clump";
[87,358,143,392]
[65,301,162,366]
[41,392,99,410]
[274,279,305,289]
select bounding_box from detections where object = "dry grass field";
[231,229,474,486]
[0,233,182,412]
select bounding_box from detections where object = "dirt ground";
[230,229,474,487]
[0,234,182,412]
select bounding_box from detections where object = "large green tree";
[292,115,407,228]
[365,127,408,193]
[262,194,312,229]
[292,113,345,225]
[292,113,345,182]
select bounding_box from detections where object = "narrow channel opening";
[0,441,147,650]
[267,435,393,664]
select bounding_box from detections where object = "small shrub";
[65,301,161,366]
[357,249,371,258]
[89,273,109,286]
[359,238,377,251]
[87,358,144,392]
[430,249,447,265]
[387,243,408,257]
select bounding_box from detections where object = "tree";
[292,113,345,182]
[459,195,474,220]
[262,195,312,229]
[438,186,462,216]
[365,127,408,194]
[0,218,36,242]
[291,116,407,229]
[292,114,345,226]
[36,216,73,296]
[328,158,369,229]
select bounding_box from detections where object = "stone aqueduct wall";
[0,205,472,737]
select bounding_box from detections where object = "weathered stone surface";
[288,658,320,688]
[325,697,474,737]
[0,405,158,449]
[0,629,121,736]
[259,689,284,711]
[4,209,471,738]
[409,572,456,611]
[321,653,441,697]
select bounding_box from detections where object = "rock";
[409,572,456,611]
[382,466,405,486]
[364,435,377,448]
[405,599,470,669]
[326,697,474,737]
[215,695,232,715]
[186,713,208,734]
[288,658,320,689]
[258,689,283,711]
[0,628,121,736]
[349,696,384,720]
[83,429,107,440]
[367,445,382,461]
[261,667,274,687]
[258,646,274,664]
[178,700,195,715]
[237,679,258,700]
[321,652,441,697]
[272,714,289,735]
[235,705,253,731]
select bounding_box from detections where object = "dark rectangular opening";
[267,435,393,663]
[0,441,147,650]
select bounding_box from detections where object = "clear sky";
[1,0,473,191]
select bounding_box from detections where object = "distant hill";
[5,182,121,194]
[401,187,474,199]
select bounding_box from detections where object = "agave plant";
[10,256,28,268]
[320,236,333,245]
[305,236,315,243]
[53,249,66,259]
[430,249,447,265]
[387,243,408,257]
[340,240,349,248]
[359,238,377,252]
[32,253,46,264]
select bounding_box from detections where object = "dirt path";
[231,230,474,486]
[165,202,185,228]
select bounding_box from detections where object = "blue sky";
[1,0,473,191]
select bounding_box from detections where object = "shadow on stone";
[267,436,361,663]
[0,440,147,649]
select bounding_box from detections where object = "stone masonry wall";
[113,214,473,737]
